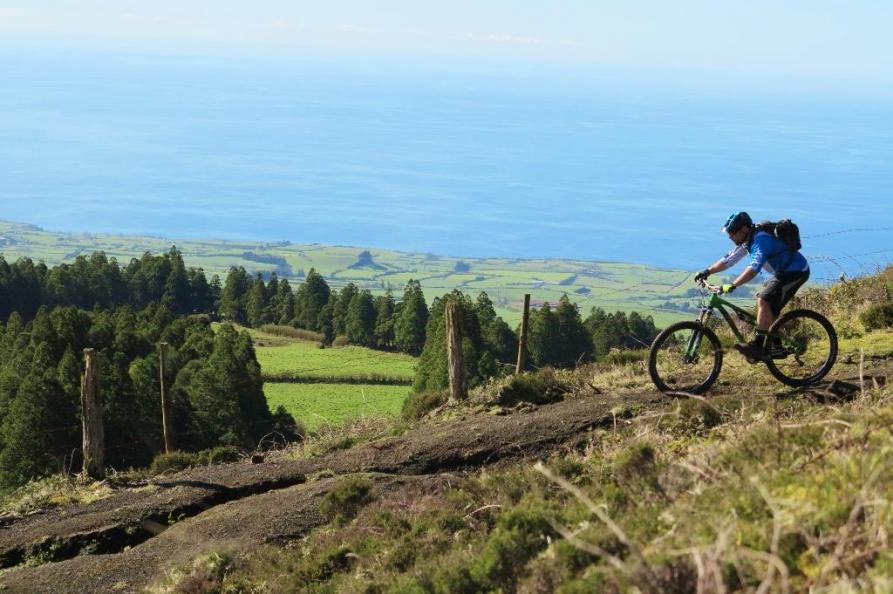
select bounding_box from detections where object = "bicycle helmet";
[722,211,753,234]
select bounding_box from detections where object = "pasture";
[264,383,411,431]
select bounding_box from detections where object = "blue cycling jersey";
[720,231,809,275]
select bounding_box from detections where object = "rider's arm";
[704,244,747,275]
[731,266,758,289]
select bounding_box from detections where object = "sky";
[2,1,892,88]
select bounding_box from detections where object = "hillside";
[1,310,892,592]
[0,219,699,327]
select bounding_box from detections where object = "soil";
[0,354,889,593]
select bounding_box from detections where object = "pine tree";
[373,291,396,349]
[162,248,191,315]
[554,295,593,366]
[275,279,296,325]
[0,344,78,487]
[220,267,251,325]
[188,268,215,314]
[394,280,429,356]
[346,290,376,346]
[317,295,336,346]
[294,269,330,331]
[246,273,269,328]
[333,283,358,337]
[528,302,561,367]
[413,291,488,392]
[475,292,518,363]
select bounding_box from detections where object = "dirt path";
[2,474,439,594]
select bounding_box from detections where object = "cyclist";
[693,211,810,361]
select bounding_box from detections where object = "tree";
[475,292,518,363]
[554,295,593,366]
[394,280,428,356]
[246,273,269,327]
[333,283,358,337]
[413,291,493,393]
[0,344,78,487]
[294,269,330,331]
[346,290,376,346]
[220,267,251,325]
[275,279,296,325]
[162,248,191,315]
[317,295,336,346]
[172,324,277,449]
[528,303,561,367]
[373,291,396,349]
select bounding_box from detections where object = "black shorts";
[758,269,810,316]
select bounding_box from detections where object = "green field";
[265,383,411,431]
[223,324,417,381]
[256,341,416,381]
[228,325,417,429]
[0,219,703,327]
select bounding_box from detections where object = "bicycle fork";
[684,308,713,363]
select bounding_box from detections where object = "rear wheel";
[765,309,837,387]
[648,321,723,394]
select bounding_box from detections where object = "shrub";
[493,369,568,406]
[319,475,375,524]
[402,390,447,420]
[332,335,350,347]
[259,324,324,342]
[667,398,723,436]
[613,442,662,495]
[600,348,648,366]
[860,302,893,331]
[195,445,243,466]
[149,451,198,475]
[470,509,553,590]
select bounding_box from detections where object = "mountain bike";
[647,279,837,394]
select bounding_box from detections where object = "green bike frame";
[685,292,754,360]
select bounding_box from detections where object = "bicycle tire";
[765,309,837,387]
[648,321,723,394]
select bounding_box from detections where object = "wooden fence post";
[516,294,531,374]
[445,301,466,402]
[159,342,175,454]
[81,348,104,479]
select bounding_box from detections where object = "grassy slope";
[0,219,701,326]
[147,271,893,593]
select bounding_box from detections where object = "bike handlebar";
[695,278,723,294]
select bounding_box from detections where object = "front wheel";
[765,309,837,387]
[648,321,723,394]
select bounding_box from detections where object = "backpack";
[754,219,801,252]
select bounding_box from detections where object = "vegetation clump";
[491,368,570,406]
[319,475,375,524]
[861,301,893,331]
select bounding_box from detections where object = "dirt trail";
[2,474,436,594]
[0,392,660,593]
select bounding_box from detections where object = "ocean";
[1,46,892,281]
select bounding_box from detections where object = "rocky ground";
[0,391,666,593]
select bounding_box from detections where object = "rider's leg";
[756,296,776,332]
[736,296,776,360]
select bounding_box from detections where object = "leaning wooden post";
[81,348,104,479]
[515,294,531,374]
[159,342,175,454]
[445,301,466,402]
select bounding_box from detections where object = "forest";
[0,249,659,489]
